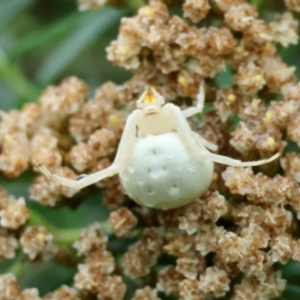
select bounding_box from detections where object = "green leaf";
[35,7,127,84]
[0,49,41,105]
[10,12,86,59]
[281,260,300,280]
[283,285,300,300]
[0,0,34,30]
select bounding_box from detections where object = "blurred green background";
[0,0,131,111]
[1,0,300,299]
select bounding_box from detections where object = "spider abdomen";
[119,132,214,210]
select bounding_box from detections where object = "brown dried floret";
[176,250,206,279]
[170,18,206,56]
[281,152,300,182]
[30,167,78,206]
[143,23,170,50]
[214,88,242,122]
[179,278,204,300]
[97,275,126,300]
[109,207,137,237]
[30,127,62,171]
[0,131,30,178]
[21,288,41,300]
[281,81,300,100]
[164,229,194,257]
[40,76,88,128]
[69,100,111,143]
[138,1,169,27]
[122,227,164,278]
[232,279,260,300]
[244,19,273,46]
[74,250,115,293]
[270,12,298,47]
[237,250,272,280]
[19,102,42,135]
[106,17,142,70]
[206,27,236,56]
[224,3,258,32]
[284,0,300,12]
[222,166,258,196]
[201,191,228,222]
[73,222,108,255]
[87,127,117,158]
[194,223,224,256]
[198,266,230,298]
[102,183,126,209]
[287,113,300,146]
[176,71,202,98]
[188,55,225,78]
[232,271,286,300]
[85,250,115,275]
[74,263,100,293]
[259,57,296,91]
[43,285,79,300]
[214,0,244,12]
[0,196,29,229]
[132,286,160,300]
[269,233,294,264]
[67,142,95,172]
[154,44,186,74]
[217,231,249,263]
[234,63,265,94]
[232,203,266,228]
[0,229,18,261]
[156,266,184,296]
[0,273,21,300]
[183,0,210,23]
[239,223,270,249]
[229,121,261,154]
[20,226,55,260]
[178,201,203,235]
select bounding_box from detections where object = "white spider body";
[38,82,280,210]
[119,132,214,210]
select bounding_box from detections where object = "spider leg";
[181,82,218,152]
[191,131,218,152]
[170,104,280,167]
[181,81,205,118]
[37,114,137,189]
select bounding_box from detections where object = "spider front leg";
[181,82,218,152]
[37,114,137,189]
[169,104,280,167]
[181,81,205,118]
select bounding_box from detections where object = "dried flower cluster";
[1,0,300,299]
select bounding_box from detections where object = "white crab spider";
[38,82,279,210]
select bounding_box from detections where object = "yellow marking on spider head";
[144,87,156,103]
